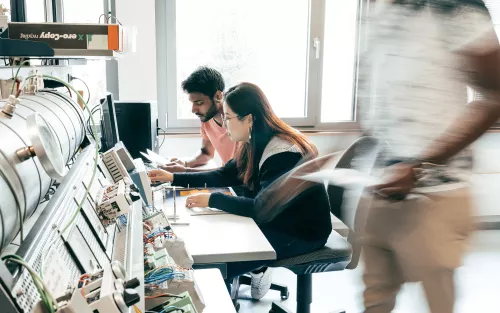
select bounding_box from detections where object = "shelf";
[0,38,121,60]
[53,49,121,59]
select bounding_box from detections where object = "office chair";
[231,136,381,313]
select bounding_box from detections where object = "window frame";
[157,0,365,132]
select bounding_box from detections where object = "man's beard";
[198,101,219,123]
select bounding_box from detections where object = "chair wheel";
[280,290,289,300]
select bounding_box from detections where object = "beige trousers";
[361,184,475,313]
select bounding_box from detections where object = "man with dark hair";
[165,67,275,300]
[165,66,237,172]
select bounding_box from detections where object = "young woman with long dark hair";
[148,82,332,299]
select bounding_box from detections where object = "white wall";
[115,0,157,102]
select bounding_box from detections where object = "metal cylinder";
[0,90,85,251]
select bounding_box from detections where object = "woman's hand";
[148,169,174,182]
[185,193,211,208]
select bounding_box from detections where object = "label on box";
[8,23,121,50]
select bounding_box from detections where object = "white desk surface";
[172,214,276,264]
[153,189,276,264]
[194,269,236,313]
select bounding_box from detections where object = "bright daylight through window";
[170,0,361,128]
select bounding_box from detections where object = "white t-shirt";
[358,2,498,186]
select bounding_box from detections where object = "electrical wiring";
[119,215,128,225]
[159,306,184,313]
[2,255,58,313]
[143,222,152,232]
[144,266,186,287]
[143,230,175,244]
[145,293,183,300]
[79,273,91,297]
[107,14,122,25]
[86,105,101,139]
[10,59,30,95]
[157,127,166,149]
[98,13,109,23]
[70,76,91,104]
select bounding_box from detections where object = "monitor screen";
[100,93,120,151]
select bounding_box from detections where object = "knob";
[129,192,141,202]
[123,289,140,307]
[125,277,140,289]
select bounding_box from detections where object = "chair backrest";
[327,136,381,269]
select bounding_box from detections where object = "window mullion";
[306,0,326,127]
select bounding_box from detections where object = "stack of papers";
[140,149,172,166]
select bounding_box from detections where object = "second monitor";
[114,101,159,160]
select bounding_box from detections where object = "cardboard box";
[8,22,123,51]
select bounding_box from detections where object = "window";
[321,0,359,122]
[62,0,107,108]
[25,0,45,22]
[160,0,363,129]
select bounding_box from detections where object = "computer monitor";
[100,93,120,152]
[114,101,158,160]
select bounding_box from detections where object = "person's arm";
[374,17,500,198]
[419,49,500,164]
[172,159,240,188]
[164,129,216,173]
[185,136,215,168]
[206,152,302,219]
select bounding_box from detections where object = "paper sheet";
[164,188,232,216]
[148,149,172,166]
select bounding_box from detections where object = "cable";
[145,293,183,300]
[69,76,91,104]
[158,127,166,149]
[86,105,102,139]
[2,255,58,313]
[98,13,109,23]
[144,266,185,287]
[159,307,184,313]
[119,215,127,225]
[10,59,30,95]
[107,14,122,25]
